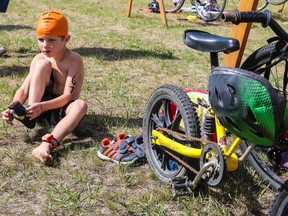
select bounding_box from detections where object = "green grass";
[0,0,287,215]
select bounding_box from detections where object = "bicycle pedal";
[171,177,193,198]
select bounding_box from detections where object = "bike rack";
[126,0,285,63]
[126,0,168,27]
[223,0,259,67]
[126,0,260,66]
[279,3,285,12]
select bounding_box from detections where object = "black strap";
[283,59,288,98]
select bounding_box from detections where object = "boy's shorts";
[38,102,72,125]
[37,85,74,125]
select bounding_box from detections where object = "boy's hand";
[1,109,14,125]
[26,102,43,120]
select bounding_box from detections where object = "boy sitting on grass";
[1,10,88,165]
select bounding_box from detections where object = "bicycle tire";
[257,1,269,11]
[240,41,288,190]
[240,141,284,190]
[258,0,287,11]
[241,40,288,92]
[267,0,287,6]
[142,84,201,184]
[269,183,288,216]
[194,0,227,22]
[164,0,186,13]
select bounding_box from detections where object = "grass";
[0,0,287,215]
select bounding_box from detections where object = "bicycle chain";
[161,146,199,175]
[157,127,210,144]
[156,127,217,175]
[156,127,222,192]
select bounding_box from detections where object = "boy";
[1,10,88,165]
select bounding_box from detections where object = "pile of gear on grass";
[97,132,146,165]
[146,0,197,13]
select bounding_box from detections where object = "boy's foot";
[32,143,53,165]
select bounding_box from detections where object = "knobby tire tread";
[143,84,201,184]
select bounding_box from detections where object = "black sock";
[8,101,36,129]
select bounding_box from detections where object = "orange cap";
[36,10,68,36]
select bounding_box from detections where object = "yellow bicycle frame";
[152,114,240,171]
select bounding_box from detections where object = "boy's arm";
[63,53,84,100]
[12,74,31,104]
[2,56,36,124]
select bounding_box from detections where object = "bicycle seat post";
[210,52,219,70]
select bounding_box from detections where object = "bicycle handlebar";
[221,10,271,25]
[221,10,288,42]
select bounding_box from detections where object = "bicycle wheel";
[257,1,269,11]
[269,183,288,216]
[241,41,287,92]
[164,0,186,13]
[240,40,288,190]
[240,141,284,190]
[142,84,201,184]
[267,0,287,6]
[194,0,227,22]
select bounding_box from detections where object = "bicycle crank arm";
[189,158,218,189]
[171,159,218,198]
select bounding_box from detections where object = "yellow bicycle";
[142,9,288,204]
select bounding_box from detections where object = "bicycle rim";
[240,41,288,190]
[195,0,227,22]
[257,1,269,11]
[142,84,201,184]
[267,0,287,6]
[164,0,185,13]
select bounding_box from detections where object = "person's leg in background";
[0,0,10,56]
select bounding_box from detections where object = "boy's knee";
[75,99,88,113]
[66,99,88,116]
[35,59,52,71]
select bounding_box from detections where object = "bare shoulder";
[66,51,84,77]
[68,50,83,65]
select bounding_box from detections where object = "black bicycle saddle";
[183,29,240,54]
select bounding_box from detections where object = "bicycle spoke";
[163,98,173,128]
[151,113,164,128]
